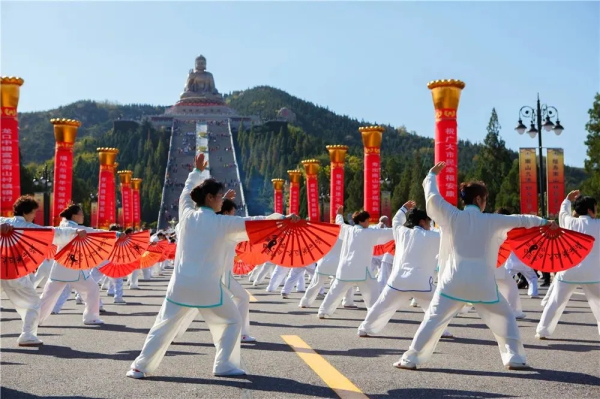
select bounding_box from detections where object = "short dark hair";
[59,203,82,220]
[352,210,370,225]
[495,207,512,215]
[190,178,224,207]
[109,224,122,231]
[218,198,237,215]
[157,231,166,238]
[124,227,134,235]
[13,195,39,216]
[406,208,430,228]
[459,181,488,205]
[574,195,597,216]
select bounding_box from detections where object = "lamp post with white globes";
[32,165,52,226]
[515,95,564,218]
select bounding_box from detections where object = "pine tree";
[408,150,426,208]
[583,93,600,199]
[495,159,521,212]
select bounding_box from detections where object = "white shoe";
[441,330,454,338]
[84,319,105,325]
[393,359,417,370]
[75,297,84,305]
[506,362,531,370]
[126,369,146,379]
[241,335,256,343]
[214,368,246,376]
[17,335,43,347]
[130,285,140,290]
[515,312,527,320]
[318,313,325,319]
[114,298,127,304]
[535,333,549,340]
[358,330,369,337]
[281,293,289,299]
[410,298,418,307]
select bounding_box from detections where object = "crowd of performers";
[1,155,598,379]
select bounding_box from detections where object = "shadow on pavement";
[371,388,512,398]
[1,387,96,399]
[0,345,198,361]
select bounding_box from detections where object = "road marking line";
[281,335,368,399]
[246,290,258,302]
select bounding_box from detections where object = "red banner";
[121,185,133,229]
[519,148,538,215]
[274,190,283,214]
[118,207,124,227]
[364,149,381,221]
[0,110,20,216]
[306,174,320,222]
[546,148,565,217]
[33,192,44,225]
[381,191,392,220]
[98,168,114,229]
[434,109,458,206]
[91,201,98,228]
[51,143,74,225]
[330,162,344,223]
[289,183,299,215]
[132,189,141,230]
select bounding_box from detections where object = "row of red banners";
[519,148,565,217]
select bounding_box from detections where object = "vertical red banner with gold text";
[98,168,113,229]
[0,112,20,216]
[364,149,381,221]
[546,148,565,217]
[289,184,299,215]
[306,174,320,222]
[132,189,141,229]
[121,186,133,229]
[519,148,538,215]
[118,207,124,227]
[330,164,344,223]
[435,110,458,206]
[274,190,283,214]
[52,144,74,225]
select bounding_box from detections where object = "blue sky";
[2,1,598,168]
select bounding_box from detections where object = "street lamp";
[32,165,52,225]
[515,95,564,218]
[319,189,329,222]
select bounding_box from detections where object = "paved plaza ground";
[1,273,599,399]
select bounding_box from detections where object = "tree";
[473,108,513,211]
[408,150,427,209]
[582,93,600,199]
[495,159,521,212]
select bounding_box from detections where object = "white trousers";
[537,281,600,336]
[39,278,101,324]
[32,259,52,289]
[497,278,522,314]
[282,267,307,294]
[299,273,341,308]
[108,278,124,300]
[131,295,242,375]
[377,260,393,292]
[401,290,526,366]
[507,266,539,297]
[128,270,140,288]
[53,284,73,313]
[0,277,41,341]
[359,286,434,335]
[318,277,380,316]
[266,266,289,292]
[142,267,153,280]
[252,263,274,286]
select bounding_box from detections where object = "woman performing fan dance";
[358,200,452,338]
[0,196,85,346]
[395,162,554,371]
[127,154,298,379]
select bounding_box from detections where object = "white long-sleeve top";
[334,214,394,281]
[386,206,441,292]
[0,216,78,284]
[555,198,600,284]
[49,219,105,282]
[315,239,343,276]
[166,169,250,308]
[424,172,546,303]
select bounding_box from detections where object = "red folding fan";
[46,244,57,260]
[507,225,596,272]
[233,256,257,275]
[139,251,163,269]
[244,219,341,267]
[164,242,177,260]
[99,260,141,278]
[235,241,271,265]
[1,227,55,279]
[373,240,396,256]
[54,231,117,270]
[108,230,150,265]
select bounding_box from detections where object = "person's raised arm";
[423,162,457,228]
[559,190,579,228]
[335,205,350,237]
[392,200,414,232]
[180,153,209,220]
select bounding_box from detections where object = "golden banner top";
[359,126,385,148]
[301,159,320,176]
[131,178,143,191]
[271,178,285,191]
[1,76,24,110]
[427,79,465,111]
[326,145,349,163]
[97,148,119,166]
[287,169,303,184]
[117,170,133,185]
[51,118,81,144]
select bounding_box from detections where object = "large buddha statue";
[180,55,222,102]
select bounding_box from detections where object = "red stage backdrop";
[519,148,538,215]
[272,178,285,214]
[97,148,119,230]
[427,79,465,207]
[546,148,565,217]
[287,170,302,216]
[302,160,321,222]
[326,145,348,223]
[118,170,134,229]
[359,126,385,223]
[1,77,24,216]
[131,178,142,230]
[51,119,81,225]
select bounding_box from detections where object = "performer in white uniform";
[0,196,83,346]
[318,206,394,318]
[127,154,298,379]
[251,261,275,286]
[395,162,551,371]
[536,191,600,339]
[38,204,108,326]
[358,201,452,338]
